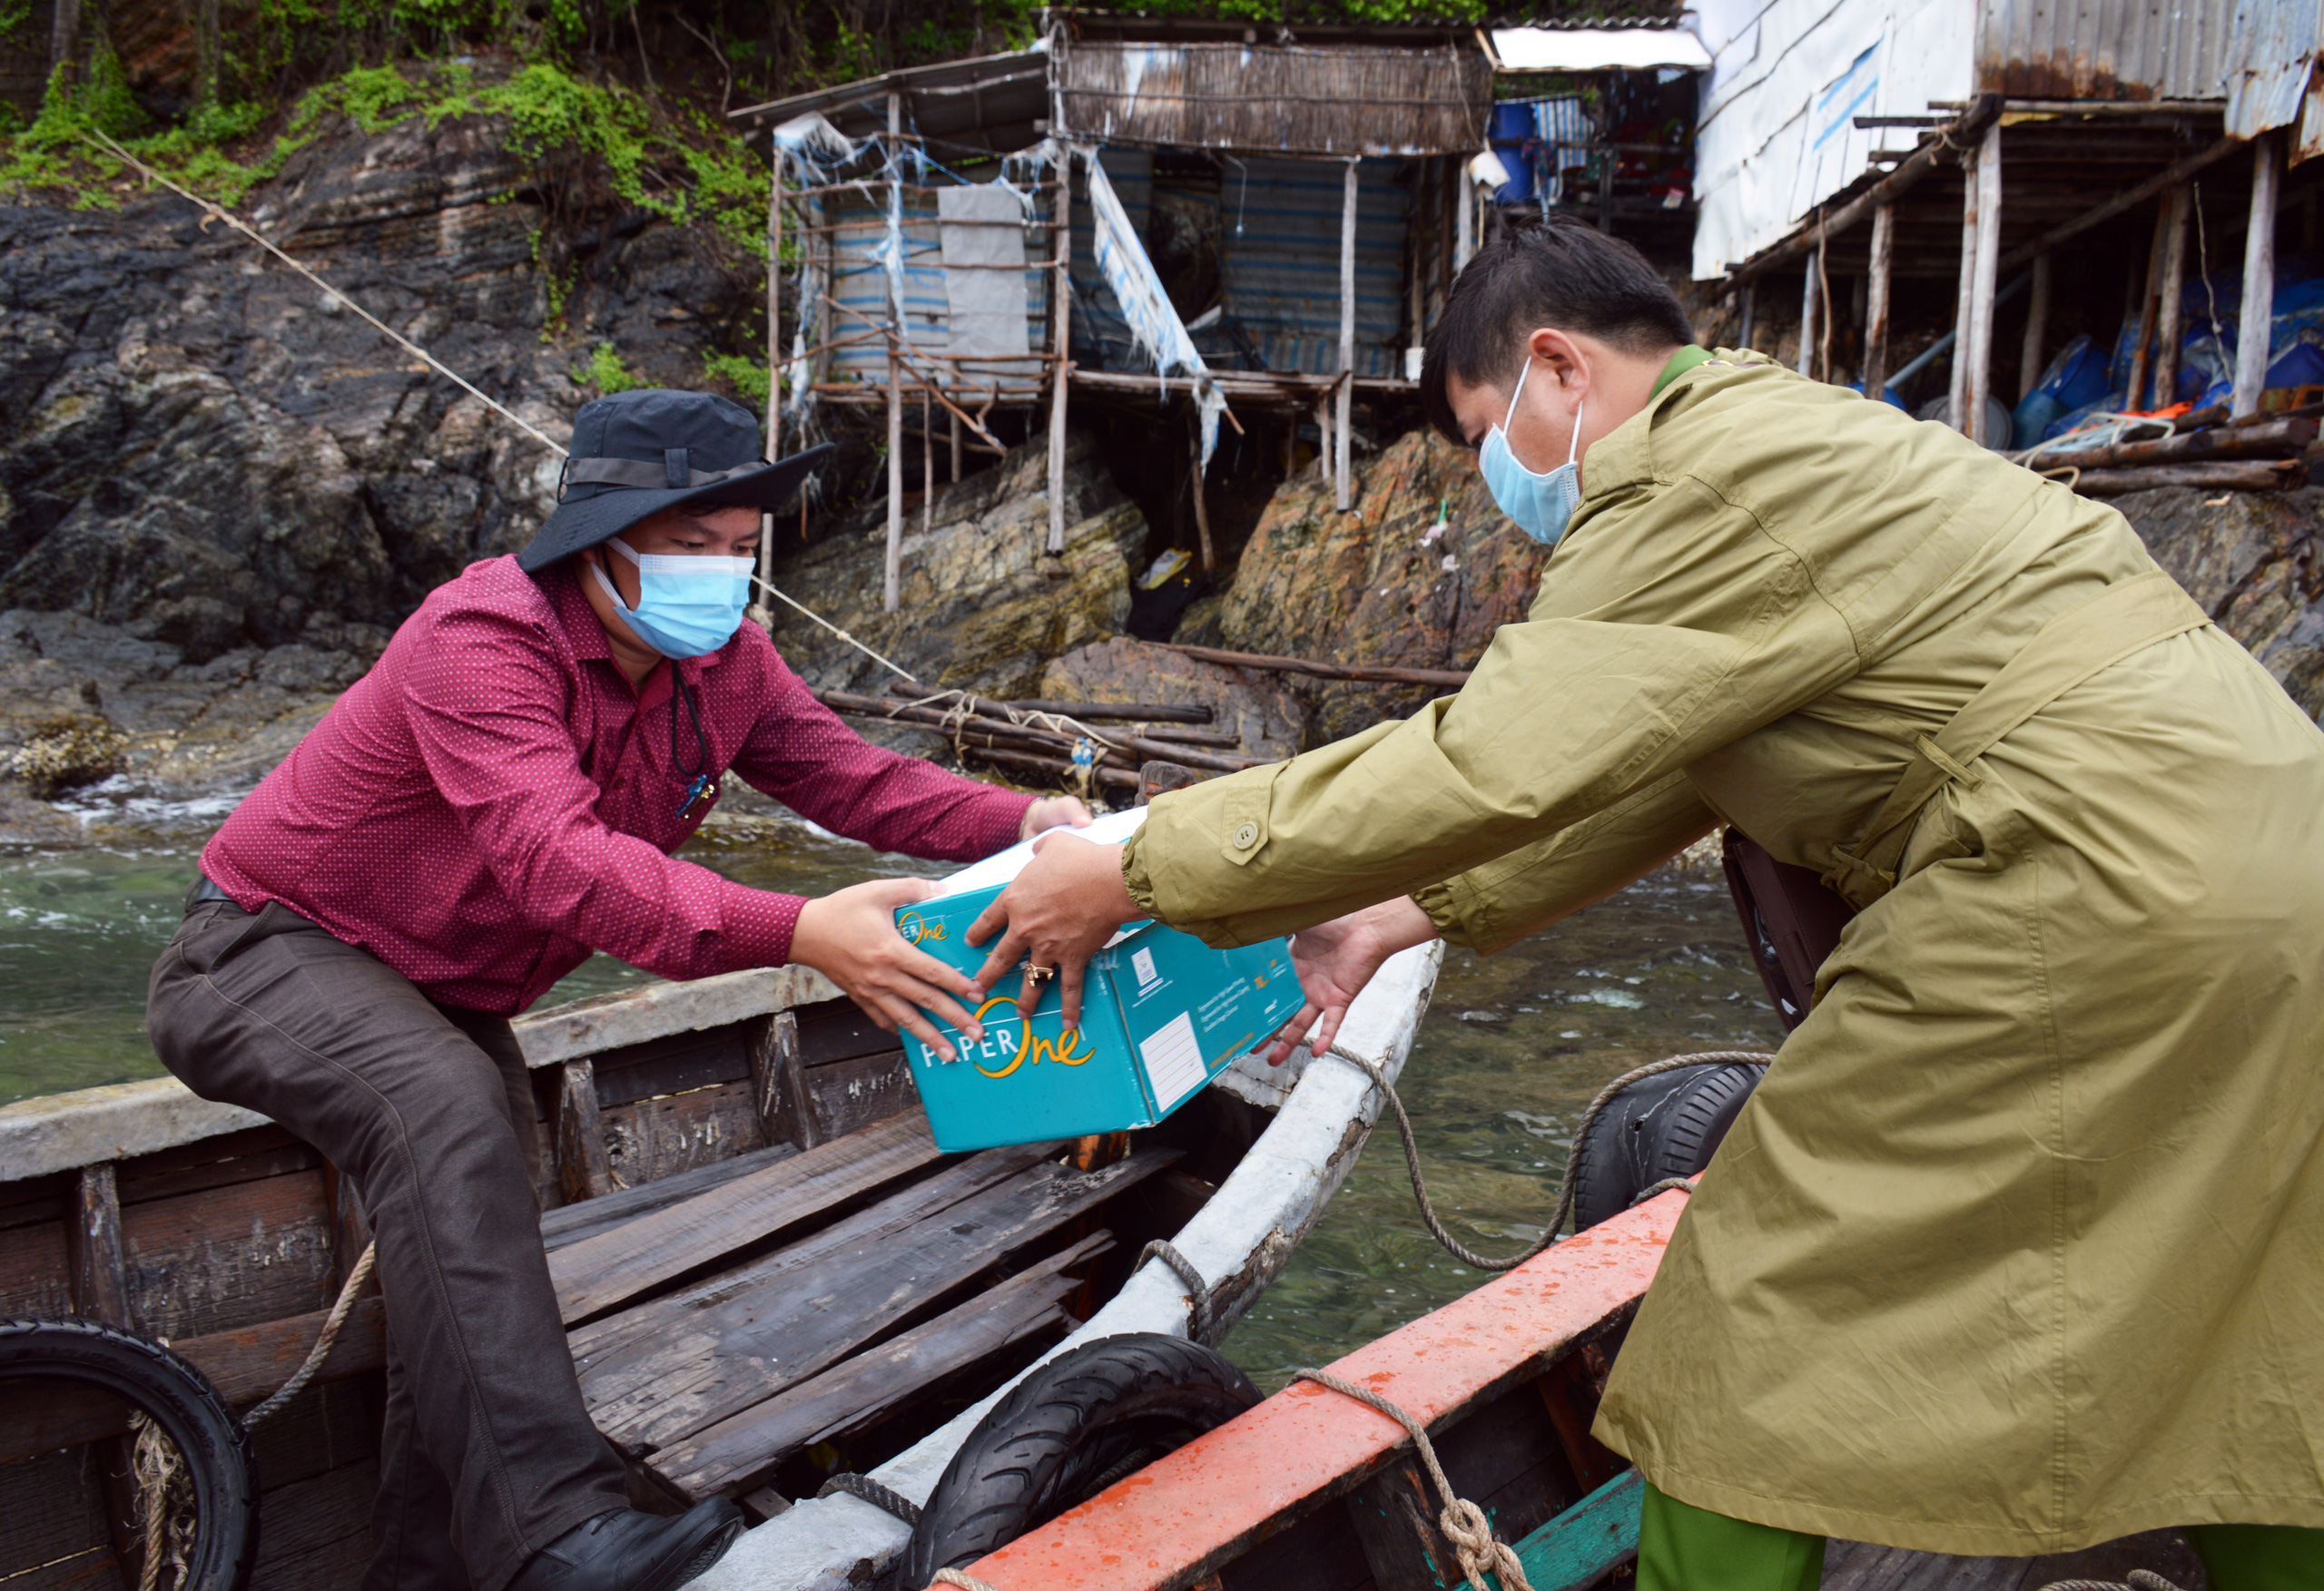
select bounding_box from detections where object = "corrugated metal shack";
[729,15,1492,611]
[1701,0,2324,461]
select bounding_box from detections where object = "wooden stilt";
[1455,160,1474,271]
[1048,151,1073,555]
[883,91,904,613]
[921,384,933,537]
[1797,255,1819,378]
[1314,394,1333,483]
[2017,252,2052,402]
[68,1164,128,1326]
[1188,422,1215,571]
[2125,203,2171,413]
[950,410,961,482]
[1336,158,1358,514]
[1864,203,1894,401]
[1738,280,1756,350]
[2155,190,2190,412]
[1966,121,2003,446]
[1949,135,1983,435]
[761,135,783,623]
[2233,135,2280,417]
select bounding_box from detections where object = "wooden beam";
[1998,135,2244,278]
[1863,203,1894,398]
[1797,251,1819,378]
[1188,422,1215,571]
[1048,153,1073,555]
[67,1164,128,1325]
[747,1008,820,1150]
[1948,135,1983,436]
[2155,191,2189,412]
[2016,251,2052,402]
[1738,280,1755,350]
[2234,134,2280,417]
[1966,121,2003,446]
[556,1058,615,1206]
[1336,158,1359,514]
[884,90,904,612]
[2124,202,2172,414]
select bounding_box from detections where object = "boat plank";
[121,1169,336,1341]
[1215,1500,1375,1591]
[584,1150,1180,1455]
[539,1143,801,1252]
[1511,1469,1641,1591]
[566,1140,1065,1371]
[1345,1458,1462,1591]
[0,1210,74,1318]
[803,1050,915,1142]
[590,1030,753,1109]
[599,1080,769,1191]
[0,1447,125,1591]
[549,1111,942,1325]
[652,1231,1114,1498]
[957,1192,1681,1591]
[244,1459,379,1591]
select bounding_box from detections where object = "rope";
[84,132,567,458]
[128,1413,196,1591]
[2036,1576,2184,1591]
[749,574,918,682]
[1324,1046,1769,1271]
[244,1240,377,1429]
[1137,1239,1215,1346]
[931,1572,1002,1591]
[816,1472,922,1526]
[1290,1367,1534,1591]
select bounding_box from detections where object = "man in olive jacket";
[966,219,2324,1590]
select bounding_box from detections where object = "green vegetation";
[576,341,651,392]
[702,351,772,408]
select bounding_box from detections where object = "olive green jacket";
[1124,352,2324,1552]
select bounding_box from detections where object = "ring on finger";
[1025,963,1058,986]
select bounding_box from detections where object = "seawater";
[0,791,1777,1380]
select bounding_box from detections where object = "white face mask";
[1478,357,1583,547]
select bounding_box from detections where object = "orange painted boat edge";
[954,1187,1686,1591]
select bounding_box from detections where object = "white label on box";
[1130,947,1160,992]
[1139,1012,1207,1111]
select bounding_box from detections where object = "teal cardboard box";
[894,819,1305,1153]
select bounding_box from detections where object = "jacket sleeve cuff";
[725,885,809,970]
[1122,830,1162,920]
[979,789,1039,854]
[1410,877,1488,949]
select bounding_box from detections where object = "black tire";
[1570,1063,1764,1233]
[905,1333,1260,1581]
[0,1317,260,1591]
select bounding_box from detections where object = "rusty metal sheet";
[1977,0,2237,103]
[1054,38,1490,157]
[2225,0,2321,139]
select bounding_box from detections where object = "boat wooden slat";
[589,1028,753,1109]
[1510,1469,1641,1591]
[599,1080,770,1191]
[0,1447,123,1591]
[121,1168,335,1341]
[957,1191,1683,1591]
[652,1230,1116,1499]
[1213,1496,1374,1591]
[795,1001,905,1068]
[584,1149,1181,1455]
[112,1131,317,1207]
[241,1458,379,1591]
[1345,1457,1462,1591]
[802,1050,914,1142]
[539,1142,801,1252]
[566,1140,1067,1370]
[549,1111,942,1324]
[0,1218,74,1317]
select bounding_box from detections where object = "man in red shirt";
[146,389,1086,1591]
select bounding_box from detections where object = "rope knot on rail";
[1290,1367,1534,1591]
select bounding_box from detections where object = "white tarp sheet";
[1492,26,1710,73]
[1078,145,1226,470]
[937,182,1033,372]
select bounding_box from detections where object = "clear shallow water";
[0,790,1778,1381]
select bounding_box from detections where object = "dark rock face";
[0,107,753,664]
[763,435,1142,702]
[1037,637,1308,761]
[1182,427,1550,744]
[2114,486,2324,720]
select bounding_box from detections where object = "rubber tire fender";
[904,1331,1260,1582]
[1569,1062,1764,1233]
[0,1316,260,1591]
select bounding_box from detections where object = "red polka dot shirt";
[201,555,1031,1015]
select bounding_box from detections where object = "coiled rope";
[1290,1367,1535,1591]
[816,1471,922,1525]
[2038,1575,2184,1591]
[1324,1045,1771,1271]
[1136,1239,1214,1345]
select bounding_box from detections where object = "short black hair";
[1421,214,1694,443]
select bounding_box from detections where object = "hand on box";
[1019,795,1095,840]
[1263,898,1442,1066]
[793,877,990,1063]
[965,830,1137,1028]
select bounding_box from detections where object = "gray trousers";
[147,899,628,1591]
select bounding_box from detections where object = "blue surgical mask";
[588,537,753,658]
[1479,358,1583,547]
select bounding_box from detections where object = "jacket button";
[1231,820,1259,850]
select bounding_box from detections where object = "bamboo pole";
[1797,252,1819,378]
[760,139,783,623]
[1738,280,1756,350]
[950,411,961,483]
[2125,203,2171,414]
[1188,420,1215,571]
[1864,203,1894,400]
[2153,188,2191,409]
[1455,160,1474,271]
[2234,135,2280,417]
[921,384,933,538]
[883,91,903,614]
[2017,252,2051,402]
[1336,158,1359,513]
[1966,120,2003,446]
[1948,139,1982,436]
[1048,149,1073,554]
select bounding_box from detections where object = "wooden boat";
[0,942,1444,1591]
[940,1191,2211,1591]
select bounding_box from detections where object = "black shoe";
[508,1500,744,1591]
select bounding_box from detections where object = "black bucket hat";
[517,388,833,574]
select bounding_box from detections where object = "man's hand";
[965,832,1136,1028]
[1264,897,1443,1066]
[793,877,987,1062]
[1019,795,1095,841]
